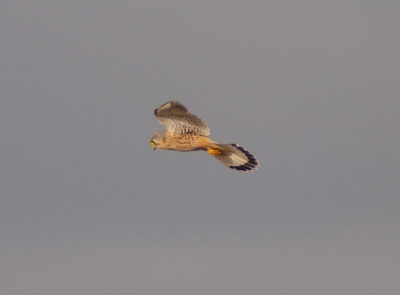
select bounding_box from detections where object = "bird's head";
[150,130,166,150]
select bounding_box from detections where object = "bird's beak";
[150,141,156,150]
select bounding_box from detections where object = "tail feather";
[209,143,259,172]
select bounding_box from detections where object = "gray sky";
[1,1,399,294]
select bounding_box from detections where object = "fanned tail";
[207,143,259,172]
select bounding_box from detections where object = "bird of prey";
[150,101,258,172]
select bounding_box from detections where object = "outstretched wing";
[154,101,210,136]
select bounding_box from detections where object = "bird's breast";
[164,134,209,151]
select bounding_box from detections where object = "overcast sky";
[1,1,399,294]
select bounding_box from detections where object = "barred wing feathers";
[154,101,210,136]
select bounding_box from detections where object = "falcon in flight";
[150,101,258,172]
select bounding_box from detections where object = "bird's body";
[150,101,258,172]
[161,132,209,151]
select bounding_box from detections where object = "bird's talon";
[207,148,222,155]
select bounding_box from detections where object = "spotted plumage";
[150,101,259,172]
[154,101,210,136]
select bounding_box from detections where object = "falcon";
[150,101,258,172]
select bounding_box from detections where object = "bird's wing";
[154,101,210,136]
